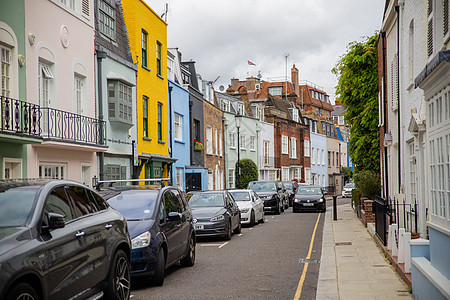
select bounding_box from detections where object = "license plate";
[303,203,314,206]
[195,224,204,230]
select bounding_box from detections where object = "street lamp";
[235,113,243,189]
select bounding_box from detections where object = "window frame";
[157,102,163,141]
[156,41,162,76]
[98,0,116,40]
[141,30,148,68]
[174,113,183,142]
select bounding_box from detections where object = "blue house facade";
[309,131,327,187]
[167,49,190,191]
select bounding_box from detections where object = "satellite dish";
[219,85,225,91]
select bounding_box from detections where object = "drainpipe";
[381,31,390,201]
[395,5,401,194]
[96,50,107,180]
[168,85,173,183]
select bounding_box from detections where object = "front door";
[186,173,201,192]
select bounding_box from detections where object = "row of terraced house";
[0,0,352,193]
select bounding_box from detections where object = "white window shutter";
[82,0,90,18]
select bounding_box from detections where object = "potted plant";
[194,139,203,151]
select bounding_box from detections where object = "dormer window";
[255,83,261,91]
[288,108,299,122]
[237,103,245,115]
[268,86,282,96]
[221,99,230,112]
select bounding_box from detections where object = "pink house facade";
[25,0,106,185]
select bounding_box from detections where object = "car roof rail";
[96,178,172,190]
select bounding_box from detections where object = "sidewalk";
[316,201,412,300]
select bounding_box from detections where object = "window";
[240,134,246,150]
[193,119,200,140]
[409,142,417,205]
[108,81,132,124]
[228,169,235,189]
[156,42,162,76]
[67,186,94,216]
[141,30,147,68]
[312,147,315,164]
[105,165,126,183]
[282,167,289,181]
[332,151,335,166]
[206,126,213,154]
[305,168,311,184]
[250,135,256,151]
[164,190,182,214]
[290,137,297,159]
[317,148,320,165]
[336,152,339,167]
[390,53,399,111]
[219,131,223,156]
[268,86,282,96]
[1,46,11,97]
[328,151,331,166]
[322,149,325,165]
[74,75,83,115]
[304,140,310,157]
[39,163,66,179]
[157,102,163,141]
[215,128,218,155]
[167,56,174,81]
[263,140,270,166]
[229,132,236,149]
[143,96,148,137]
[44,187,73,222]
[221,99,230,112]
[98,0,115,40]
[281,135,288,154]
[176,168,183,190]
[237,103,245,115]
[174,113,182,141]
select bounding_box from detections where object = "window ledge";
[142,66,151,72]
[158,140,166,144]
[157,74,164,80]
[143,137,152,141]
[174,140,185,145]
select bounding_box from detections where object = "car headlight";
[240,208,250,213]
[132,231,151,249]
[294,198,301,203]
[318,198,324,203]
[210,215,225,222]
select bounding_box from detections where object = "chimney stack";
[291,64,299,96]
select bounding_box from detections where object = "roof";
[415,50,450,88]
[266,94,294,112]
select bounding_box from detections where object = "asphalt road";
[129,199,339,300]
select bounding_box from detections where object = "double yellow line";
[294,212,322,300]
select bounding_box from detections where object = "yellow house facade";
[121,0,174,180]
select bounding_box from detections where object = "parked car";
[247,181,284,214]
[342,183,355,198]
[293,185,326,213]
[228,189,265,226]
[0,180,131,300]
[282,181,298,207]
[99,181,195,286]
[277,181,290,209]
[187,190,241,240]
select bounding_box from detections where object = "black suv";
[98,179,195,286]
[0,180,131,300]
[247,181,285,214]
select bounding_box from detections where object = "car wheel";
[153,249,165,286]
[249,210,255,226]
[105,249,130,300]
[259,211,265,223]
[224,220,232,240]
[6,282,39,300]
[285,202,289,210]
[180,233,195,267]
[234,220,241,234]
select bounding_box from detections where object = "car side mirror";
[48,213,65,229]
[168,212,182,221]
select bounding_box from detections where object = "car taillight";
[123,217,127,227]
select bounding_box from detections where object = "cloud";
[145,0,383,101]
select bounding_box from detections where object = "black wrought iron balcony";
[1,96,41,138]
[40,107,106,146]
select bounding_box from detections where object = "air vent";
[82,0,90,17]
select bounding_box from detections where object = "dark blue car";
[100,184,195,286]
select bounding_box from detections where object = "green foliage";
[332,33,380,172]
[235,159,258,189]
[354,170,381,199]
[341,167,353,183]
[352,188,362,207]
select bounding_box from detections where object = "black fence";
[40,107,106,146]
[1,96,41,138]
[374,195,388,245]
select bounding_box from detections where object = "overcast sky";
[144,0,384,103]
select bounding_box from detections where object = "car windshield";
[283,182,293,189]
[229,191,250,201]
[0,185,39,227]
[344,183,355,189]
[188,193,224,207]
[248,182,277,192]
[107,190,157,220]
[297,187,323,195]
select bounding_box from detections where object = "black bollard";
[333,195,337,221]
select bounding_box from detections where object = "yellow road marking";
[294,212,321,300]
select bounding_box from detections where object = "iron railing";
[374,195,388,245]
[389,197,418,234]
[1,96,41,137]
[40,107,106,146]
